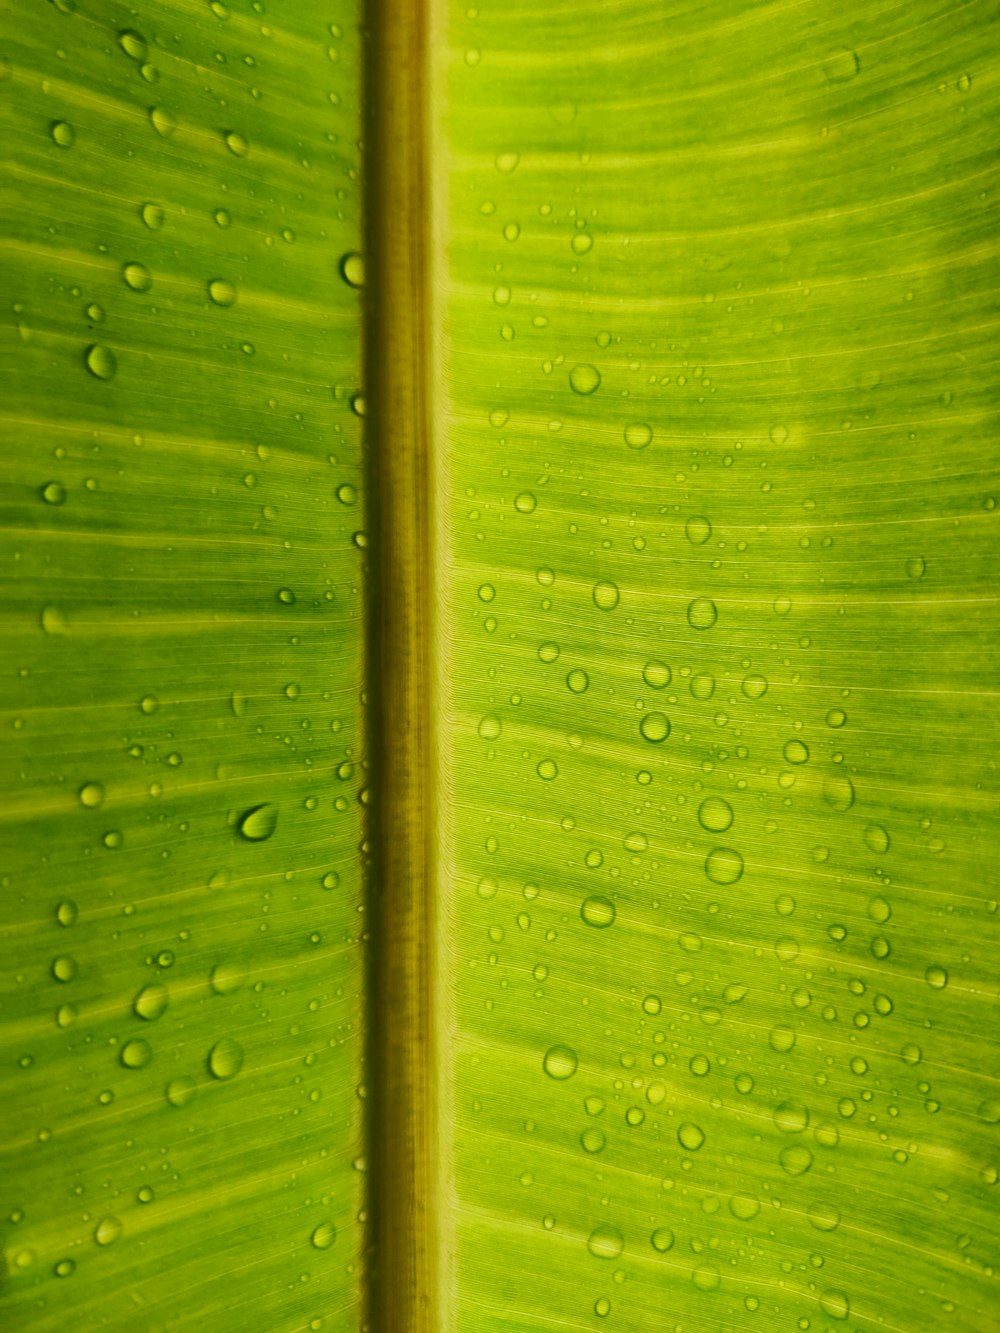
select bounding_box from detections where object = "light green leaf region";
[440,2,999,1330]
[0,1,365,1328]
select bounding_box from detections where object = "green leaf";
[0,1,366,1327]
[2,0,998,1330]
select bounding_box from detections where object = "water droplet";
[624,422,652,449]
[224,130,248,156]
[580,1127,606,1153]
[822,48,859,83]
[741,673,767,700]
[687,597,717,630]
[569,363,601,395]
[906,555,926,579]
[120,1038,152,1069]
[478,714,501,740]
[149,107,176,138]
[133,982,168,1021]
[566,668,589,693]
[570,231,593,256]
[50,120,76,148]
[208,1036,244,1080]
[51,956,77,982]
[141,201,165,230]
[591,580,619,611]
[495,151,519,173]
[238,804,278,841]
[819,1290,850,1320]
[642,993,661,1015]
[536,758,558,780]
[122,262,152,292]
[677,1122,705,1151]
[580,895,615,928]
[78,781,105,809]
[823,773,855,811]
[208,278,237,307]
[339,252,365,288]
[311,1221,336,1250]
[925,964,948,990]
[779,1143,813,1175]
[118,29,148,60]
[210,961,246,995]
[587,1225,623,1259]
[705,846,743,885]
[166,1077,196,1108]
[769,1024,796,1054]
[56,900,77,927]
[543,1044,577,1079]
[476,876,498,899]
[277,588,296,605]
[40,481,66,505]
[514,491,536,513]
[769,424,788,444]
[624,831,648,855]
[864,823,890,854]
[594,1297,611,1318]
[642,660,670,689]
[639,711,670,743]
[807,1201,841,1231]
[651,1227,674,1252]
[698,797,733,833]
[685,516,711,545]
[54,1258,76,1278]
[692,1264,720,1292]
[783,739,809,765]
[478,582,495,603]
[94,1216,123,1246]
[85,344,117,380]
[690,672,715,700]
[729,1192,759,1220]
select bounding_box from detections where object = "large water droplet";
[687,597,717,629]
[587,1225,623,1259]
[705,846,743,884]
[651,1227,674,1252]
[224,130,248,156]
[85,344,117,380]
[779,1143,813,1175]
[118,29,148,60]
[592,580,619,611]
[543,1044,577,1079]
[698,797,733,833]
[580,895,615,928]
[339,252,365,288]
[566,668,589,693]
[819,1290,850,1320]
[149,107,176,138]
[238,804,278,841]
[94,1216,123,1246]
[133,982,168,1021]
[823,773,855,811]
[685,516,711,545]
[78,781,105,809]
[208,278,237,307]
[141,201,164,230]
[120,1038,153,1069]
[51,121,75,148]
[624,422,652,449]
[677,1122,705,1151]
[208,1036,244,1080]
[639,711,670,743]
[569,364,601,395]
[122,261,152,292]
[642,660,670,689]
[311,1221,336,1250]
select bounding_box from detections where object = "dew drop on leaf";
[238,803,278,841]
[698,797,732,832]
[705,846,743,885]
[624,422,652,449]
[133,983,168,1021]
[592,580,619,610]
[587,1224,623,1259]
[78,782,105,808]
[311,1221,336,1250]
[650,1227,674,1252]
[85,344,117,380]
[580,895,615,928]
[569,364,601,395]
[639,711,670,743]
[339,251,365,288]
[120,1039,152,1069]
[94,1216,123,1246]
[542,1044,577,1080]
[208,1036,244,1080]
[687,596,717,629]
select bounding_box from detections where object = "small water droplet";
[864,823,890,854]
[581,1127,606,1153]
[651,1227,674,1252]
[566,668,589,693]
[925,963,948,990]
[40,481,67,505]
[495,152,519,173]
[311,1221,336,1250]
[580,895,615,928]
[40,606,69,635]
[741,673,767,700]
[685,516,711,544]
[819,1290,850,1320]
[906,555,926,579]
[149,106,176,138]
[779,1143,813,1175]
[224,130,248,156]
[692,1263,720,1292]
[141,201,164,230]
[783,738,809,765]
[478,714,501,740]
[210,961,246,995]
[677,1122,705,1151]
[238,803,278,841]
[51,956,77,982]
[514,491,536,513]
[823,773,855,811]
[56,900,78,927]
